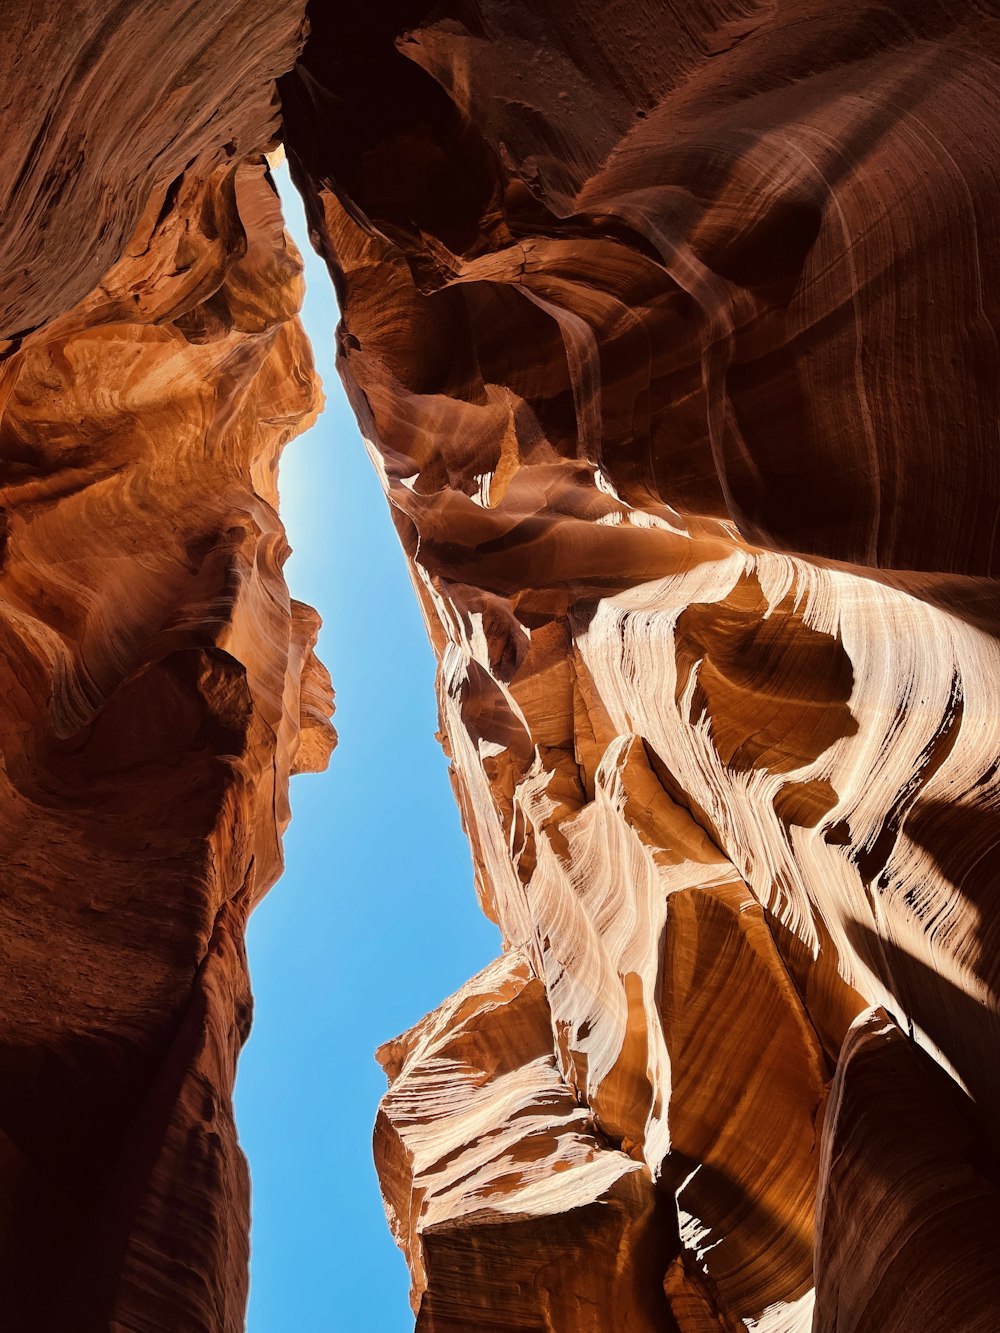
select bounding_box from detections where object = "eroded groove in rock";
[278,3,1000,1329]
[374,951,676,1330]
[5,1,1000,1328]
[0,0,309,344]
[814,1008,1000,1333]
[0,15,335,1318]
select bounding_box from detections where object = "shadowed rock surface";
[3,1,1000,1329]
[0,5,334,1327]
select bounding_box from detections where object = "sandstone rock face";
[0,0,309,343]
[5,2,1000,1330]
[279,3,1000,1329]
[0,6,334,1325]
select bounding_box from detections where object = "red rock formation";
[279,3,1000,1329]
[5,1,1000,1329]
[0,0,308,344]
[0,6,334,1325]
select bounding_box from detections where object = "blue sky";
[234,165,500,1332]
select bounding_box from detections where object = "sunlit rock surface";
[0,5,335,1326]
[4,0,1000,1328]
[279,2,1000,1329]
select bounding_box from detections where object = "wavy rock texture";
[5,1,1000,1329]
[279,2,1000,1329]
[0,5,335,1325]
[0,0,309,343]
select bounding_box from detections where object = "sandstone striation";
[0,5,334,1325]
[4,1,1000,1330]
[278,2,1000,1329]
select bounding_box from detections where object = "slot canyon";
[1,1,999,1329]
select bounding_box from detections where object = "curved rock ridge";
[5,1,1000,1328]
[0,129,334,1333]
[278,2,1000,1329]
[374,950,672,1330]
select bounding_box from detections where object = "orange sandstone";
[2,2,1000,1330]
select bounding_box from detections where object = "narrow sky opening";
[235,163,500,1332]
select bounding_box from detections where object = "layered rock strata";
[0,5,334,1326]
[279,2,1000,1329]
[4,1,1000,1330]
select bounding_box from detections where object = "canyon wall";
[3,1,1000,1330]
[279,2,1000,1330]
[0,4,334,1328]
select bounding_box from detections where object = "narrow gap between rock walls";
[234,160,500,1333]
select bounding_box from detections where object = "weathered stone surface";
[0,7,334,1319]
[0,0,308,343]
[279,2,1000,1328]
[814,1009,1000,1333]
[5,1,1000,1329]
[375,951,674,1331]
